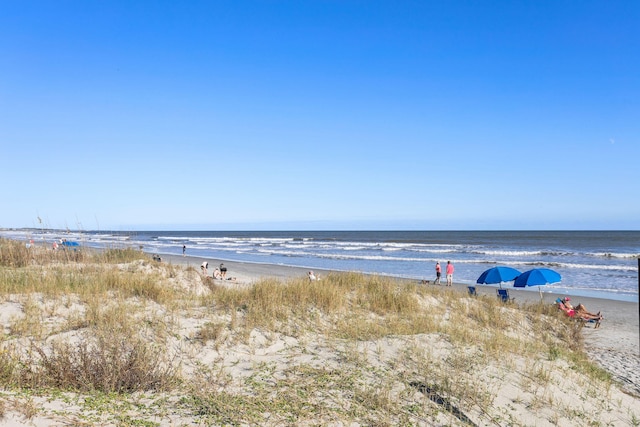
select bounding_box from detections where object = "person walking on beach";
[182,245,186,257]
[446,261,454,287]
[435,262,442,285]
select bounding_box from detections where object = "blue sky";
[1,1,638,230]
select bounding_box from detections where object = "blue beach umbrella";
[514,268,561,299]
[514,268,561,287]
[476,266,522,289]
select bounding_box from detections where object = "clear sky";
[1,1,638,231]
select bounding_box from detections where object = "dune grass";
[0,237,633,426]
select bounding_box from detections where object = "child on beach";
[434,262,441,285]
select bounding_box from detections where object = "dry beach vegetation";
[0,238,638,426]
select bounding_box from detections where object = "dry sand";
[167,253,640,396]
[1,253,638,426]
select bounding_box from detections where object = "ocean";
[2,229,638,302]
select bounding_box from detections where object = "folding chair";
[496,288,513,303]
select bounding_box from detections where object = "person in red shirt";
[434,262,442,285]
[446,261,454,287]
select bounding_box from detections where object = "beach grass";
[0,237,636,426]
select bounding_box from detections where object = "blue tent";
[60,241,80,249]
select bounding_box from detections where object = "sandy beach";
[166,253,640,396]
[1,249,638,426]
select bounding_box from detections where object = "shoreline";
[2,229,638,303]
[161,251,639,303]
[162,251,638,300]
[162,252,640,395]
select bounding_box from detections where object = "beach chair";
[467,286,477,296]
[579,316,602,328]
[496,288,513,303]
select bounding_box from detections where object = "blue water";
[2,229,638,302]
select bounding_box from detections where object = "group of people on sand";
[201,262,229,280]
[432,261,454,286]
[419,261,454,286]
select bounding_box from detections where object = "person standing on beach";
[446,261,454,287]
[183,245,186,257]
[220,263,227,279]
[435,262,442,285]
